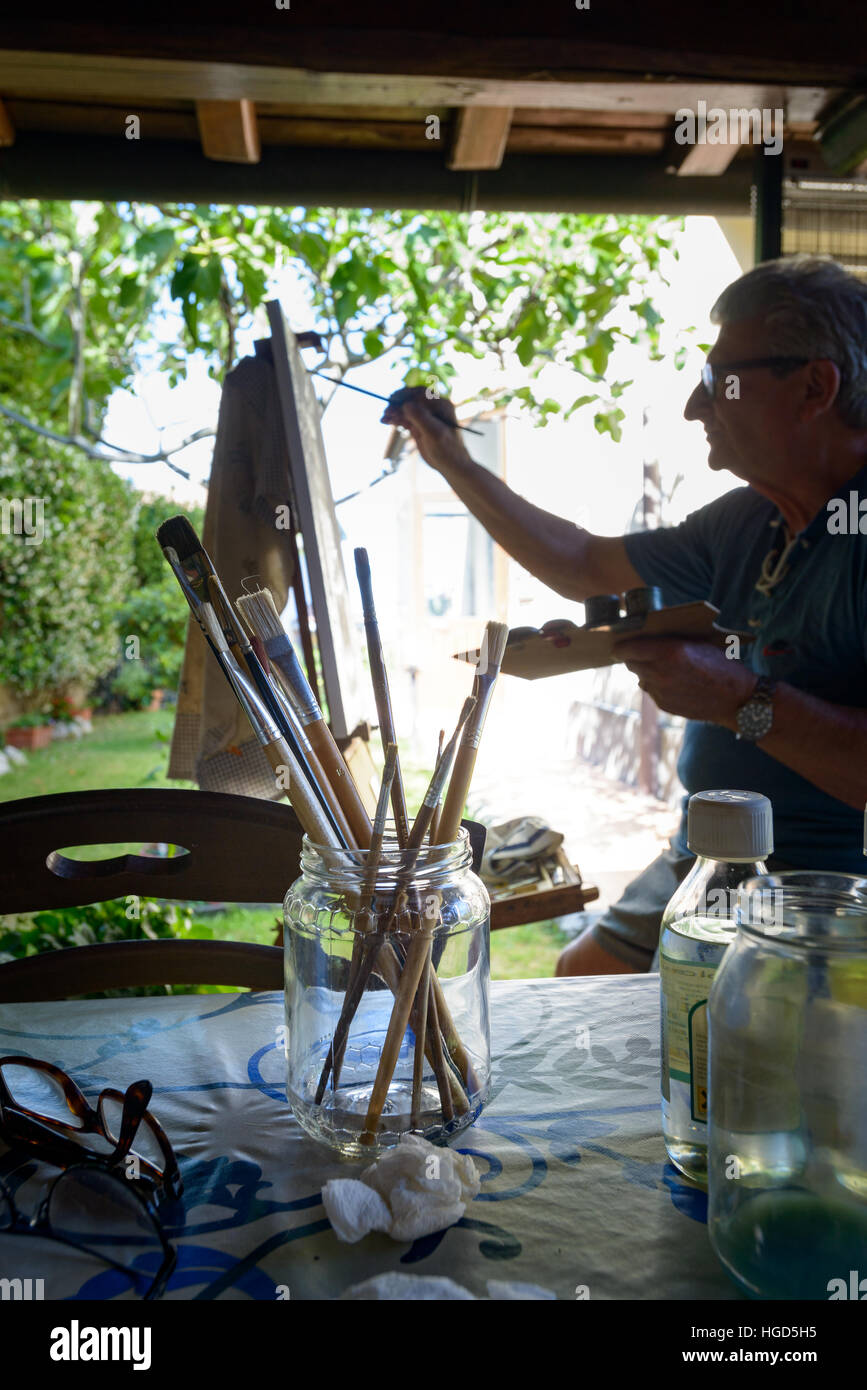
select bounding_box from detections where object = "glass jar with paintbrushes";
[284,653,500,1156]
[284,544,506,1155]
[284,805,491,1156]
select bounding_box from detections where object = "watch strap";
[751,675,777,702]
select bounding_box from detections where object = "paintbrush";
[157,518,343,847]
[438,620,510,845]
[157,516,351,847]
[360,697,475,1144]
[428,729,445,845]
[171,585,339,846]
[250,621,352,836]
[236,587,372,849]
[263,674,356,848]
[355,547,410,848]
[308,371,484,436]
[316,744,399,1104]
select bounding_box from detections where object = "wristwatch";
[735,675,777,742]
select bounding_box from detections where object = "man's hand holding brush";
[381,386,474,476]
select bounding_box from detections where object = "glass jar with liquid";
[660,790,773,1185]
[708,871,867,1299]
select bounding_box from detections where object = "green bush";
[0,418,136,700]
[105,658,156,710]
[99,498,204,710]
[0,896,217,997]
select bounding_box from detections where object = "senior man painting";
[382,256,867,974]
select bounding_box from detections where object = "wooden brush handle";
[410,942,432,1128]
[263,738,340,847]
[355,548,410,846]
[306,719,372,848]
[437,742,478,845]
[300,737,357,848]
[360,926,432,1145]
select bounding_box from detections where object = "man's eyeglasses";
[0,1158,177,1301]
[0,1055,182,1201]
[700,356,810,400]
[0,1056,183,1300]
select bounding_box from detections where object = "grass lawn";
[0,709,187,803]
[2,708,569,979]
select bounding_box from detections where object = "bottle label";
[660,955,719,1124]
[688,999,709,1121]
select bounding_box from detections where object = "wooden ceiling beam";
[448,106,513,169]
[0,51,835,123]
[1,13,865,87]
[512,108,671,129]
[195,98,260,162]
[6,97,674,152]
[4,102,668,155]
[509,125,664,154]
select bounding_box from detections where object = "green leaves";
[514,301,549,367]
[593,405,626,443]
[170,254,198,299]
[363,330,385,359]
[169,252,225,346]
[133,226,176,264]
[564,393,596,420]
[0,198,683,489]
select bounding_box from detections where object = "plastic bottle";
[660,789,773,1185]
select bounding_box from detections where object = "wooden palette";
[457,600,750,680]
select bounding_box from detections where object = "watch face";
[737,697,774,741]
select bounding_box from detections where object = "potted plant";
[52,693,93,722]
[5,713,53,750]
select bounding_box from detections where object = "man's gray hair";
[711,255,867,429]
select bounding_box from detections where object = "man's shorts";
[589,842,793,972]
[590,843,695,973]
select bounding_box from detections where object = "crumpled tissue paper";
[341,1273,557,1300]
[321,1132,481,1243]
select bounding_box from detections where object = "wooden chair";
[0,789,489,1002]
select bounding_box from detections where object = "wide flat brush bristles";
[155,514,203,563]
[475,620,509,686]
[236,587,286,646]
[238,584,373,849]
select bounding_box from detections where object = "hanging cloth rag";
[167,346,295,798]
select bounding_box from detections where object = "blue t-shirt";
[623,464,867,871]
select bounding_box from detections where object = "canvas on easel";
[266,300,370,743]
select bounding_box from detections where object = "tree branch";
[0,401,212,481]
[67,251,86,438]
[0,314,65,351]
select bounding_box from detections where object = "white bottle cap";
[686,789,774,860]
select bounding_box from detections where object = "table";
[0,977,736,1300]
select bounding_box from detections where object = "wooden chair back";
[0,790,488,1000]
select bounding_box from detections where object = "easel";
[263,304,378,807]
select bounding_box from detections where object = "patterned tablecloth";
[0,976,737,1301]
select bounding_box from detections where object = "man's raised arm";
[383,391,644,603]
